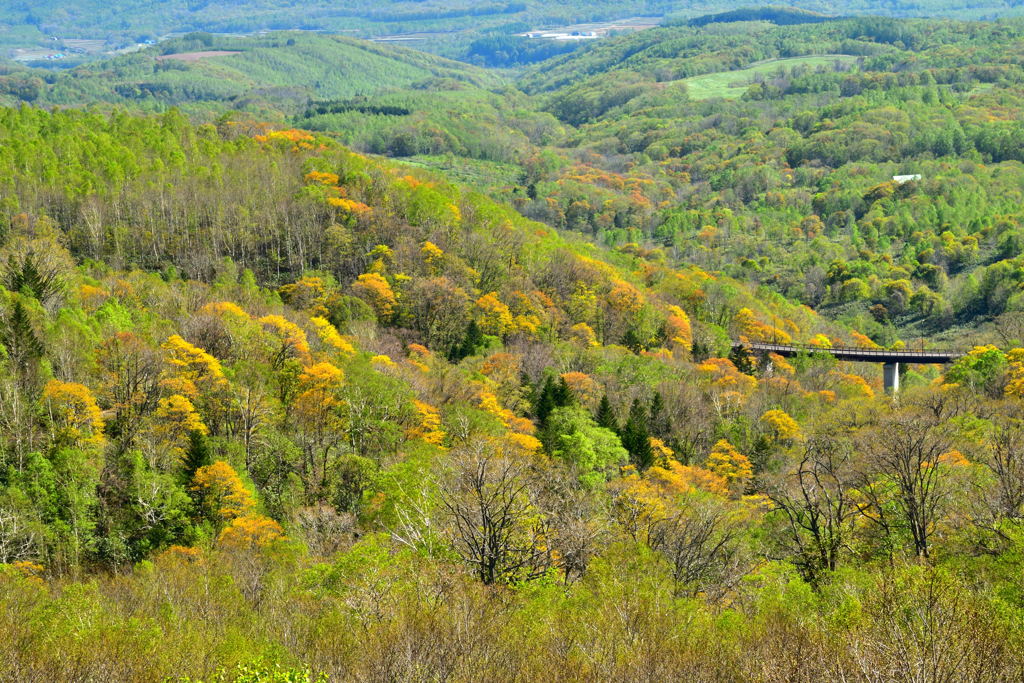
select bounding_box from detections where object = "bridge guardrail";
[733,340,963,360]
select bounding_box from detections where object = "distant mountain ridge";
[685,6,840,26]
[3,0,1024,60]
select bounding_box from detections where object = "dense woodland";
[4,0,1023,56]
[4,10,1024,683]
[10,18,1024,341]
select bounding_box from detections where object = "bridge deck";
[734,341,962,365]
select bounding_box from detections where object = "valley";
[1,6,1024,682]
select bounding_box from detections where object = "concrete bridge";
[732,341,963,394]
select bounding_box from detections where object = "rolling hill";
[0,32,502,117]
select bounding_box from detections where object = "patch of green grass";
[682,55,859,100]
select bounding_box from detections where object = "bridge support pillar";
[883,362,900,395]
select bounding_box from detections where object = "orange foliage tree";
[560,371,602,409]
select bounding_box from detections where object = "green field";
[682,54,859,99]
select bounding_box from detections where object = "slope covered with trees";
[494,18,1024,343]
[2,101,1024,681]
[0,32,500,119]
[6,13,1024,682]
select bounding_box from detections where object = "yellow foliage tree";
[408,399,445,445]
[293,362,344,430]
[760,409,802,442]
[258,315,311,360]
[192,461,256,521]
[479,389,516,426]
[834,372,875,399]
[42,379,105,447]
[504,432,544,455]
[310,316,356,357]
[649,437,675,467]
[569,322,598,347]
[304,170,340,186]
[161,334,227,398]
[474,292,514,337]
[352,272,397,320]
[153,394,207,464]
[646,460,729,497]
[808,334,832,348]
[218,514,286,550]
[421,241,444,273]
[706,439,753,494]
[278,276,331,316]
[11,560,45,584]
[198,301,249,321]
[78,284,109,311]
[767,352,795,376]
[1005,348,1024,398]
[611,472,668,543]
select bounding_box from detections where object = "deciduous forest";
[3,7,1024,682]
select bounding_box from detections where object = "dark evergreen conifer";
[534,376,556,427]
[621,398,653,470]
[729,344,757,376]
[649,391,669,438]
[552,376,574,408]
[451,319,484,360]
[181,430,212,484]
[595,394,618,432]
[1,300,43,389]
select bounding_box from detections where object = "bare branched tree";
[650,495,745,599]
[859,412,951,559]
[387,477,446,558]
[849,571,1012,682]
[765,435,857,585]
[292,504,355,559]
[440,444,551,585]
[534,466,610,584]
[0,507,37,564]
[983,416,1024,520]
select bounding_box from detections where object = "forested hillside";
[291,18,1024,344]
[2,98,1024,681]
[3,0,1022,57]
[6,10,1024,682]
[0,33,499,119]
[508,18,1024,342]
